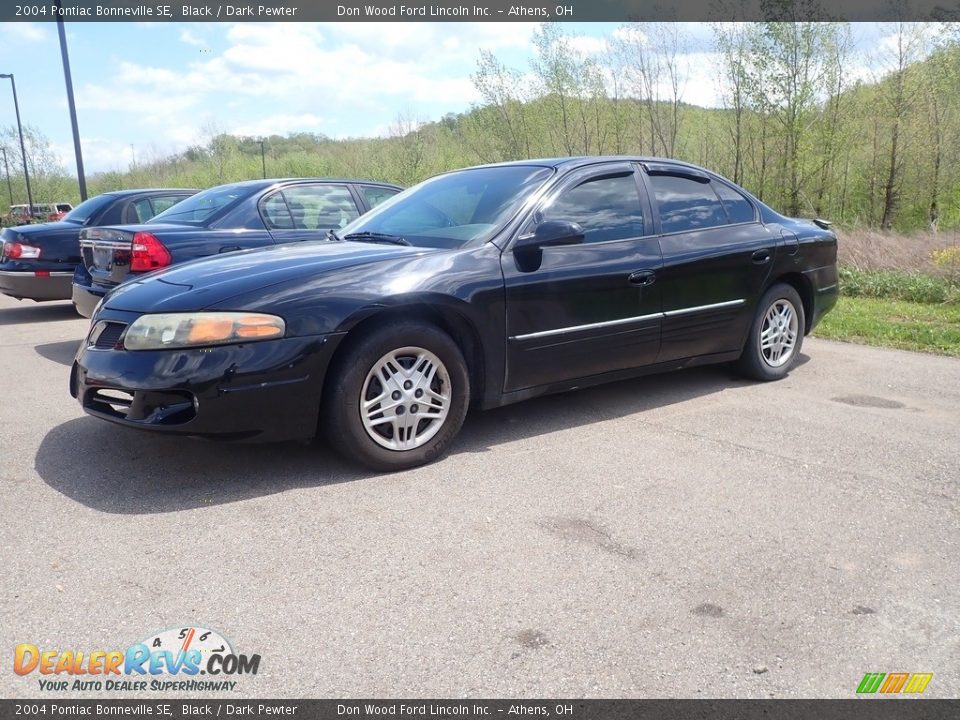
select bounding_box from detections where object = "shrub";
[838,267,959,305]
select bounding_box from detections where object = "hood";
[104,241,433,313]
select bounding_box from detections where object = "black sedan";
[72,178,402,317]
[71,157,838,471]
[0,189,195,303]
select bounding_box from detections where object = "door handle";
[219,246,243,254]
[628,270,656,287]
[751,249,771,265]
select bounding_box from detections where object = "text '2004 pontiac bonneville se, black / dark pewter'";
[71,157,838,471]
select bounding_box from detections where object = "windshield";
[63,194,114,224]
[148,183,251,226]
[339,165,554,249]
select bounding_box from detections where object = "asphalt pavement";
[1,292,957,699]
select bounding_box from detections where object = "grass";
[814,296,960,357]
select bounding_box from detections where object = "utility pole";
[55,0,87,201]
[0,73,34,214]
[259,139,267,179]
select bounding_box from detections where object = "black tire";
[323,321,470,472]
[736,283,806,382]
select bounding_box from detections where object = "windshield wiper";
[326,229,342,242]
[343,231,411,246]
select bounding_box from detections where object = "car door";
[501,164,662,392]
[262,184,361,244]
[640,164,777,363]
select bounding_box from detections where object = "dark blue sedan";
[0,189,196,303]
[72,178,402,317]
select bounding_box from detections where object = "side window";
[149,195,187,216]
[261,193,292,229]
[130,199,153,223]
[361,185,400,209]
[283,185,360,230]
[649,174,728,233]
[540,173,645,244]
[713,182,756,224]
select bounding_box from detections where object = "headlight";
[123,312,285,351]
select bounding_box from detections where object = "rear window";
[63,195,115,224]
[148,184,251,225]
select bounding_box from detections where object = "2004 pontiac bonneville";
[71,157,838,471]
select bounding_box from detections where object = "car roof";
[481,156,715,170]
[208,178,403,192]
[101,188,200,197]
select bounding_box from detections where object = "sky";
[0,21,899,175]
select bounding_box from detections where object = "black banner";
[2,0,959,23]
[2,700,960,720]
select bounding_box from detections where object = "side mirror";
[514,220,585,251]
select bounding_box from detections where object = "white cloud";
[179,29,206,47]
[567,35,609,56]
[51,137,132,175]
[1,22,47,42]
[230,113,327,138]
[71,20,520,159]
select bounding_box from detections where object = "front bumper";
[71,312,345,442]
[0,267,74,301]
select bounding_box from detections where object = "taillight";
[130,232,171,272]
[3,241,41,259]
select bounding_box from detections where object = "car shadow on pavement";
[35,359,807,515]
[0,301,78,325]
[35,339,82,366]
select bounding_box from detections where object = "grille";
[91,321,126,349]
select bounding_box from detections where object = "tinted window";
[649,174,728,233]
[541,173,644,244]
[714,182,756,224]
[63,194,115,224]
[361,185,401,209]
[340,166,553,249]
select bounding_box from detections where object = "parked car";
[72,178,403,318]
[45,203,74,222]
[2,202,74,225]
[4,205,33,226]
[0,189,196,303]
[71,157,838,471]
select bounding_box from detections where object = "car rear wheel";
[323,322,470,471]
[736,283,805,381]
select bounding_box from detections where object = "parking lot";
[1,291,958,698]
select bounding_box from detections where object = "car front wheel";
[736,283,805,381]
[323,322,470,471]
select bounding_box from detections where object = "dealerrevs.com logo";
[14,626,260,692]
[856,672,933,695]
